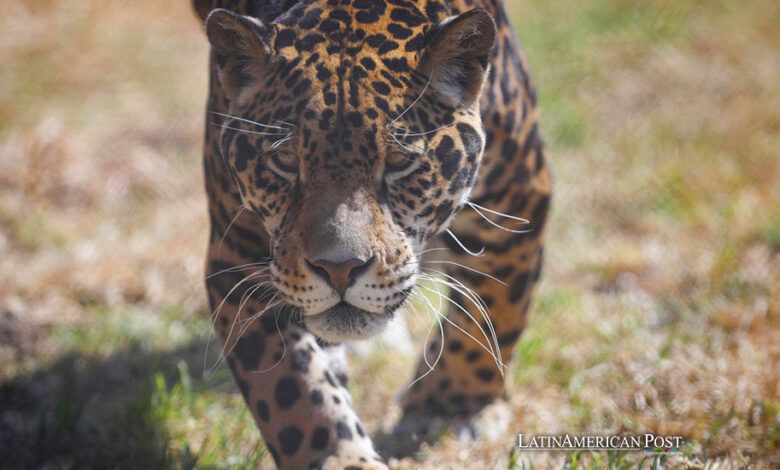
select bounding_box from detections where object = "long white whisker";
[238,287,279,329]
[217,283,276,373]
[417,272,504,371]
[445,229,485,257]
[233,294,279,344]
[217,206,246,255]
[398,286,422,323]
[416,281,493,356]
[421,267,489,313]
[420,268,503,373]
[468,202,530,223]
[205,261,270,281]
[387,132,423,154]
[210,111,291,131]
[210,122,289,136]
[203,268,270,378]
[209,270,269,323]
[406,288,445,384]
[387,75,431,127]
[419,272,492,340]
[235,282,273,328]
[214,295,282,374]
[421,260,508,286]
[416,281,504,372]
[270,133,294,149]
[253,305,292,374]
[409,291,445,388]
[416,247,451,256]
[467,202,533,234]
[208,299,245,376]
[204,270,270,370]
[390,122,455,136]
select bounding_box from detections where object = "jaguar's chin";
[303,301,396,342]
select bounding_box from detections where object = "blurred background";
[0,0,778,468]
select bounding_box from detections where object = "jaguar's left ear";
[421,9,496,107]
[205,9,277,102]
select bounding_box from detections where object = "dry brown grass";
[0,0,209,369]
[1,0,778,468]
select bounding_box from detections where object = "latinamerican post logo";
[517,434,683,453]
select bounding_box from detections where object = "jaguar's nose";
[306,256,373,295]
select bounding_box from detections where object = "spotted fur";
[193,0,550,467]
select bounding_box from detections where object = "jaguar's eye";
[270,151,298,176]
[385,151,414,173]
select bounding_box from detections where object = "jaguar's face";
[206,4,495,342]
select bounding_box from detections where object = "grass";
[1,0,779,468]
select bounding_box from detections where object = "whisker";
[214,283,276,372]
[387,132,423,154]
[390,122,455,137]
[253,305,292,374]
[416,247,451,257]
[445,229,485,257]
[275,120,297,128]
[467,202,533,234]
[210,122,290,136]
[210,111,291,131]
[217,206,246,255]
[213,294,282,375]
[237,287,279,329]
[270,133,294,149]
[420,268,503,373]
[409,290,445,387]
[421,267,489,313]
[415,280,504,372]
[421,260,508,286]
[418,270,503,368]
[387,75,432,127]
[204,270,271,369]
[209,270,269,323]
[416,278,493,353]
[468,202,530,223]
[399,287,424,325]
[205,261,270,281]
[406,288,445,381]
[235,282,273,328]
[202,269,271,378]
[419,272,492,336]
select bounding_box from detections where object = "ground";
[0,0,778,468]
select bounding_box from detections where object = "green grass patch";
[52,304,211,356]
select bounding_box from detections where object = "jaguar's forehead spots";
[234,1,449,185]
[267,0,446,121]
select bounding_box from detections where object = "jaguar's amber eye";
[271,151,298,174]
[385,151,413,172]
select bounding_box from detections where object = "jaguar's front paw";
[376,397,511,459]
[450,398,510,442]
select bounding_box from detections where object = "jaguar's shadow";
[0,337,239,469]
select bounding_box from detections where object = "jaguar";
[192,0,551,467]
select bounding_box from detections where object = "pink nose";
[306,257,372,294]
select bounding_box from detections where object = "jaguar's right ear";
[205,9,276,102]
[421,9,496,107]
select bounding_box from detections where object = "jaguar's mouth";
[303,301,395,342]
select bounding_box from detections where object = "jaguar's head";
[204,2,495,342]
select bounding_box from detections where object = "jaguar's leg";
[397,127,552,442]
[205,214,386,469]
